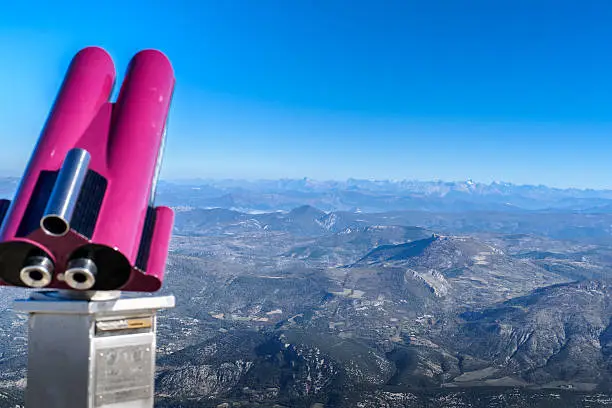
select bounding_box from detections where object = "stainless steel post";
[13,291,175,408]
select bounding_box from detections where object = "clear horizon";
[159,176,612,192]
[3,173,612,192]
[1,2,612,189]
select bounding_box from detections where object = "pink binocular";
[0,46,175,292]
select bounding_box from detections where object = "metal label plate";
[94,344,153,406]
[96,317,153,332]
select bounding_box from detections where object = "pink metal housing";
[0,46,175,292]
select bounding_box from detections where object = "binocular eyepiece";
[19,255,98,291]
[19,256,54,288]
[63,258,97,290]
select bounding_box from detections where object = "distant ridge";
[147,177,612,214]
[2,176,612,213]
[165,177,612,194]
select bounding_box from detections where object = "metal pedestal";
[13,291,175,408]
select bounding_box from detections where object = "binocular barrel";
[40,148,91,237]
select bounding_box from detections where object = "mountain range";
[154,178,612,213]
[0,178,610,406]
[4,176,612,213]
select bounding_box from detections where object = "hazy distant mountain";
[3,176,612,213]
[156,178,612,213]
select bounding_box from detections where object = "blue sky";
[0,1,611,188]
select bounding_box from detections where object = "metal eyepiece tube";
[64,258,97,290]
[19,255,54,288]
[40,148,90,236]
